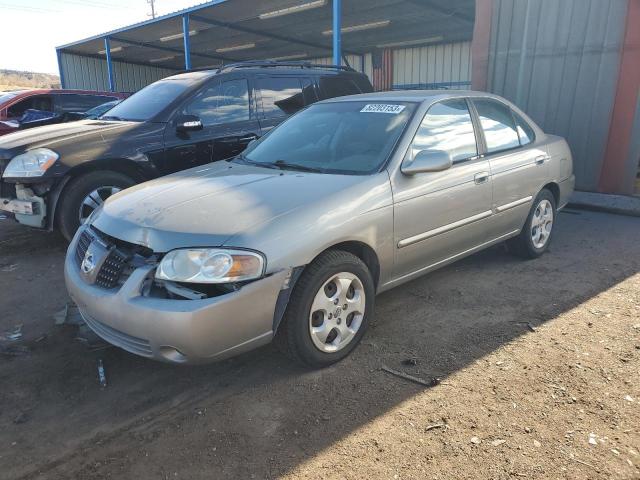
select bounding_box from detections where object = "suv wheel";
[57,171,135,241]
[276,250,375,368]
[507,188,556,259]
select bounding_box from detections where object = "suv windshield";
[100,78,192,122]
[241,101,415,175]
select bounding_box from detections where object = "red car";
[0,89,128,136]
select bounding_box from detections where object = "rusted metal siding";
[392,41,472,90]
[487,0,629,191]
[59,52,177,93]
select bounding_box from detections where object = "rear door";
[471,98,549,237]
[163,75,260,173]
[255,75,314,134]
[392,98,493,279]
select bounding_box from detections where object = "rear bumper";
[64,230,289,364]
[558,174,575,209]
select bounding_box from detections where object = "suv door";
[163,75,260,173]
[471,98,549,237]
[391,98,493,279]
[255,75,314,134]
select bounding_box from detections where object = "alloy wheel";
[78,186,121,224]
[531,198,553,249]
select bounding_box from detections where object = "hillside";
[0,69,61,91]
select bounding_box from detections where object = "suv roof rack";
[215,60,357,74]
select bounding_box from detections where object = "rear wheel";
[57,171,135,241]
[507,188,556,259]
[276,250,374,367]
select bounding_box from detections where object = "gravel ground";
[0,209,638,480]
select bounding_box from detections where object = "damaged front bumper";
[64,227,291,364]
[0,184,46,228]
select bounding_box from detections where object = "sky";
[0,0,202,74]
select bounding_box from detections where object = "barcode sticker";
[360,104,406,114]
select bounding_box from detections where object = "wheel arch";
[319,240,381,289]
[541,181,560,207]
[49,158,150,230]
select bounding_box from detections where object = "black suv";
[0,61,373,240]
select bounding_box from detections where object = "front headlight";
[155,248,265,284]
[2,148,59,178]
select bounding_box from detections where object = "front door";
[391,98,493,281]
[163,76,261,174]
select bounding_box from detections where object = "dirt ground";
[0,209,638,480]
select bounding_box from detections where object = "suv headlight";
[3,148,58,178]
[155,248,265,284]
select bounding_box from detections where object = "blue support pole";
[332,0,341,66]
[183,14,192,70]
[56,49,66,89]
[104,37,115,92]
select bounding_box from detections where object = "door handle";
[238,134,258,143]
[474,172,489,184]
[535,155,548,165]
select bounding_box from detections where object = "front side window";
[241,101,416,175]
[7,95,53,118]
[185,79,250,126]
[473,98,521,154]
[258,77,305,118]
[410,99,478,163]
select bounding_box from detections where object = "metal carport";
[56,0,475,93]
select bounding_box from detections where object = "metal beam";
[182,14,192,70]
[332,0,341,65]
[56,49,66,89]
[109,36,238,63]
[188,14,361,56]
[104,37,115,92]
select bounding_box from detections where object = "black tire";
[57,171,135,242]
[507,188,557,259]
[275,250,375,368]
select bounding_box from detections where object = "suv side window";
[513,111,535,145]
[473,98,520,154]
[258,77,306,118]
[7,95,53,118]
[317,75,363,100]
[410,99,478,163]
[185,78,250,126]
[54,94,117,113]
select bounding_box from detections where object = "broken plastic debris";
[2,324,23,342]
[624,395,634,402]
[491,439,506,447]
[588,433,598,445]
[470,436,481,445]
[97,359,107,388]
[1,264,18,272]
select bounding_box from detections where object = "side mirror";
[175,114,203,132]
[401,149,452,175]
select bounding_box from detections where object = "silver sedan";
[64,91,575,366]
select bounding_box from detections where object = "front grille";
[80,309,153,357]
[75,227,143,290]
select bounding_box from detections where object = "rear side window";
[317,75,363,99]
[410,99,478,163]
[54,94,117,113]
[185,78,250,126]
[258,77,306,118]
[473,99,520,154]
[513,111,535,145]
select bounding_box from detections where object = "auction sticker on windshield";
[360,104,406,114]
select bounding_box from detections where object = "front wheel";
[507,188,556,259]
[57,171,135,241]
[276,250,375,368]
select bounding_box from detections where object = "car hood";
[92,161,369,252]
[0,119,140,154]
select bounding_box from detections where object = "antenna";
[147,0,156,18]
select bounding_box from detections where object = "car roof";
[168,66,364,81]
[317,89,502,104]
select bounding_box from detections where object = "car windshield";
[241,101,416,175]
[0,91,21,103]
[100,79,192,121]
